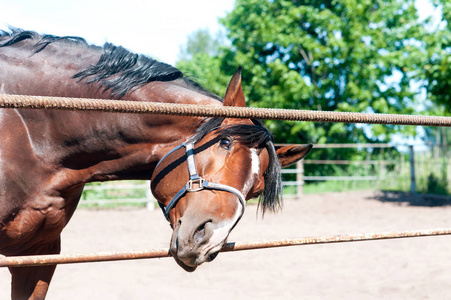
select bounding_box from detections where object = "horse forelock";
[194,118,282,215]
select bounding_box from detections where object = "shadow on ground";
[368,191,451,207]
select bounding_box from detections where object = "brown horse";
[0,29,312,299]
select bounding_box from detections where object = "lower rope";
[1,228,450,268]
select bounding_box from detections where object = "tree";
[177,29,230,96]
[178,28,224,61]
[220,0,428,146]
[414,0,450,153]
[423,0,451,115]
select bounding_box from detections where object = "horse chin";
[169,237,223,272]
[172,249,221,272]
[173,256,198,272]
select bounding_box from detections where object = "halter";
[154,138,246,222]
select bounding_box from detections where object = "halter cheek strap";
[154,140,246,222]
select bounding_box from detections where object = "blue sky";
[0,0,235,65]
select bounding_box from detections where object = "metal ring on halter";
[154,139,246,222]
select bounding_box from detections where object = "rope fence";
[1,228,450,268]
[0,94,450,127]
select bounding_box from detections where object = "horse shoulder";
[0,110,84,255]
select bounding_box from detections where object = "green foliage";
[178,29,224,61]
[175,0,449,173]
[220,0,428,145]
[423,0,451,114]
[80,181,148,208]
[426,172,448,195]
[177,53,230,97]
[176,29,230,96]
[425,155,449,195]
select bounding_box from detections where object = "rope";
[1,228,450,268]
[0,94,450,127]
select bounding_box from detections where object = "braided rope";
[0,94,450,126]
[0,228,450,267]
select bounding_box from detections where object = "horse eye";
[251,192,261,199]
[219,138,231,150]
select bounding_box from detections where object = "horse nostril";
[193,220,212,244]
[208,251,219,262]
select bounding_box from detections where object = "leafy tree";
[415,1,450,153]
[177,29,230,96]
[177,53,230,97]
[176,1,449,187]
[220,0,428,146]
[423,0,451,115]
[178,28,223,61]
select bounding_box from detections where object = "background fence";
[79,142,450,208]
[80,181,157,209]
[282,142,449,198]
[281,143,394,197]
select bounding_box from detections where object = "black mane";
[0,28,282,214]
[73,43,185,98]
[0,28,221,100]
[0,29,87,51]
[194,118,283,214]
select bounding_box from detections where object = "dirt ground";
[1,191,450,299]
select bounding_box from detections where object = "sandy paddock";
[1,191,450,299]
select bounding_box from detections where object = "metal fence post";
[409,145,416,194]
[296,160,304,198]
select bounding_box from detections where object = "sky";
[0,0,440,149]
[0,0,438,66]
[0,0,236,65]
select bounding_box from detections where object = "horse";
[0,28,312,299]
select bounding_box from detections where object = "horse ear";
[276,144,313,167]
[223,67,246,107]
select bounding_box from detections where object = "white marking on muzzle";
[200,148,260,257]
[200,198,242,257]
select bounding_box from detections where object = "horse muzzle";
[169,217,227,272]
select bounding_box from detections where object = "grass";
[284,180,379,195]
[78,200,148,209]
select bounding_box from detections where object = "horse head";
[151,69,312,271]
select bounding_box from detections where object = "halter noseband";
[154,138,246,222]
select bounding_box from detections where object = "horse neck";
[1,40,223,182]
[14,82,221,183]
[0,41,105,98]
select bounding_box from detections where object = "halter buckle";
[187,178,204,192]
